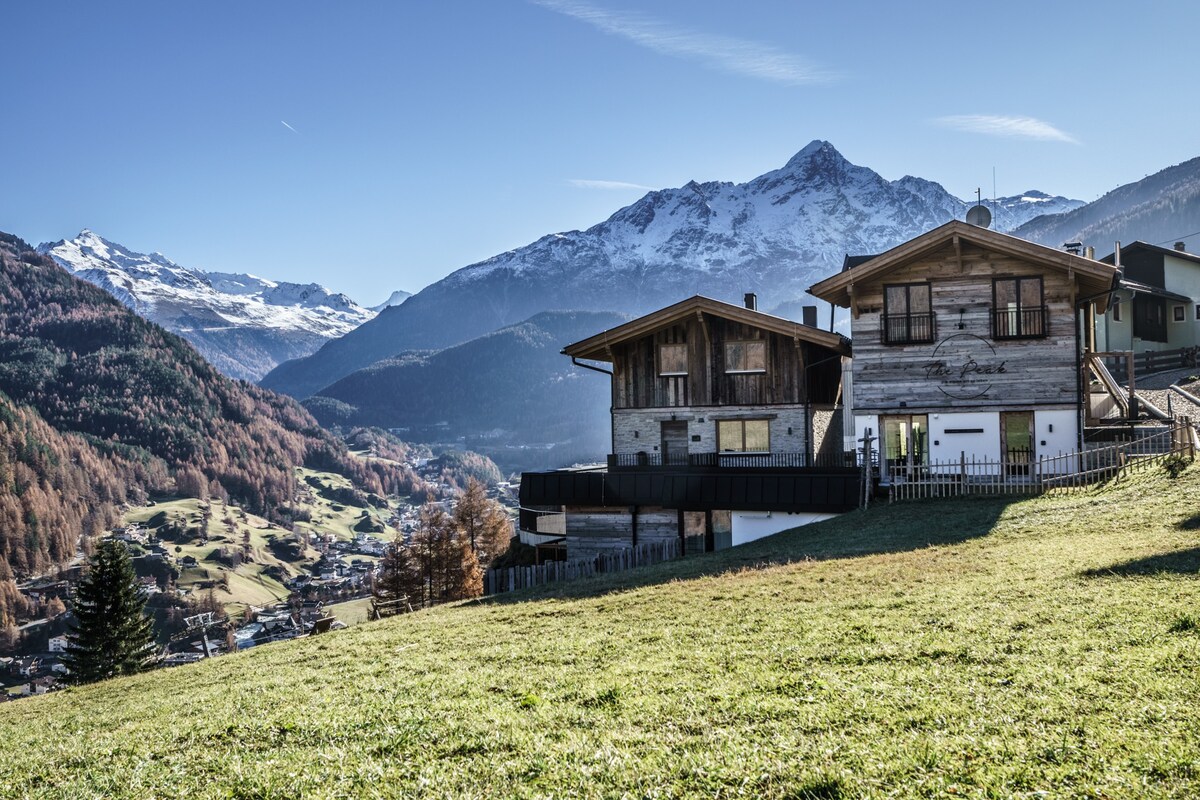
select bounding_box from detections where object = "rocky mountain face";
[262,141,1081,398]
[1013,156,1200,254]
[39,231,378,382]
[371,289,412,312]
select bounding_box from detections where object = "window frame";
[991,276,1047,340]
[717,419,771,453]
[723,339,767,374]
[657,342,689,376]
[1174,305,1186,322]
[1112,298,1123,322]
[881,282,935,345]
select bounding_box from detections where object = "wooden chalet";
[519,295,858,561]
[809,220,1120,476]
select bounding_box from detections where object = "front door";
[1001,412,1034,474]
[660,421,689,466]
[881,414,928,478]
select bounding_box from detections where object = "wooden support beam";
[953,234,963,273]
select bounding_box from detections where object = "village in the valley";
[0,446,520,699]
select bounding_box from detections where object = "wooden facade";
[609,314,842,410]
[845,241,1082,412]
[810,221,1120,466]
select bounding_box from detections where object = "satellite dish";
[966,204,992,229]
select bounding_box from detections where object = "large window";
[718,419,770,452]
[882,283,934,344]
[724,340,766,373]
[992,277,1046,339]
[658,343,688,376]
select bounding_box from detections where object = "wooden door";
[660,421,689,466]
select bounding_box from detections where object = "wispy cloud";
[935,115,1078,144]
[280,120,299,134]
[532,0,835,86]
[568,178,655,191]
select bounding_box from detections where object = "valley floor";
[2,465,1199,798]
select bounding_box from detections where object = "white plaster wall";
[1034,409,1079,473]
[731,511,839,547]
[1166,255,1200,348]
[928,411,1001,464]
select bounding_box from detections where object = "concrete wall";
[613,404,810,456]
[731,511,839,547]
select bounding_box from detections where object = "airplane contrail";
[281,120,299,134]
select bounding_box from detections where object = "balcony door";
[660,421,689,466]
[1001,412,1034,474]
[881,414,927,476]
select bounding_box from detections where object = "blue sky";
[3,1,1197,305]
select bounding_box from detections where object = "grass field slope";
[3,466,1200,798]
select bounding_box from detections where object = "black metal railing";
[608,451,857,470]
[880,312,936,345]
[992,306,1048,339]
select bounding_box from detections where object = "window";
[1195,304,1200,321]
[1174,305,1186,322]
[658,343,688,376]
[717,419,769,452]
[1112,299,1122,322]
[882,283,934,344]
[992,277,1046,339]
[724,340,766,373]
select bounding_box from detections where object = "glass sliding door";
[881,414,928,479]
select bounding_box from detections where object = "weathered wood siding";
[611,314,839,409]
[849,242,1081,412]
[563,506,678,562]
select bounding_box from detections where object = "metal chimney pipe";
[1084,246,1095,260]
[1115,242,1121,268]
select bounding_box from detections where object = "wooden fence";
[888,421,1196,503]
[484,539,680,596]
[1104,347,1199,382]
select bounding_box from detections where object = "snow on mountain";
[261,141,1083,398]
[371,289,412,312]
[39,231,377,382]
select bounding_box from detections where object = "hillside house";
[1097,241,1200,355]
[809,221,1119,474]
[519,295,859,560]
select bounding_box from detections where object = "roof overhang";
[809,220,1119,312]
[1119,279,1191,304]
[562,295,851,362]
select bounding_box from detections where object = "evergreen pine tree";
[64,539,157,684]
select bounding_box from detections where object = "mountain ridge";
[39,231,378,382]
[261,141,1082,398]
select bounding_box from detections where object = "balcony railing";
[608,451,857,470]
[992,306,1048,339]
[880,312,936,345]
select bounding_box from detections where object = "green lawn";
[4,464,1200,798]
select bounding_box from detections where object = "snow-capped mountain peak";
[38,232,378,382]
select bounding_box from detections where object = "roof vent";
[744,293,757,311]
[1063,241,1083,255]
[1176,242,1187,252]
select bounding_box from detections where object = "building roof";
[810,220,1119,311]
[841,254,879,272]
[561,294,851,361]
[1100,241,1200,267]
[1119,278,1191,304]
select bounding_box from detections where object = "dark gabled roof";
[561,295,850,361]
[810,220,1119,311]
[841,254,879,272]
[1100,241,1200,267]
[1118,278,1191,304]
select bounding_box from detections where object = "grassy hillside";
[3,465,1200,797]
